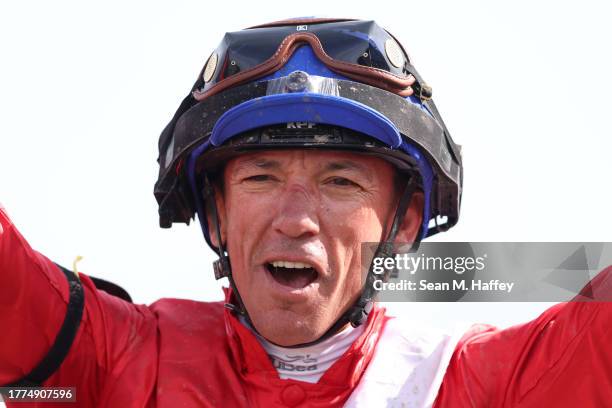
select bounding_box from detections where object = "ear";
[393,190,424,244]
[206,183,228,249]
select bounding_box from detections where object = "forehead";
[226,149,396,174]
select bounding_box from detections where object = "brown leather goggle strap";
[193,32,415,102]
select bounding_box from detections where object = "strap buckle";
[213,256,231,280]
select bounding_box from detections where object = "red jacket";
[1,207,611,407]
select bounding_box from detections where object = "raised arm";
[0,206,159,406]
[434,266,612,407]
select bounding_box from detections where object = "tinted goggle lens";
[199,20,410,91]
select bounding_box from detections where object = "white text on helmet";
[287,122,316,129]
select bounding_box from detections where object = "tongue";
[269,266,317,289]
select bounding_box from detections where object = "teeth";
[270,261,313,269]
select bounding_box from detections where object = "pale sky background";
[1,0,611,343]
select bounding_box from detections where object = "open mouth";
[265,261,319,289]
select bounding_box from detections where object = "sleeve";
[0,207,159,406]
[433,266,612,408]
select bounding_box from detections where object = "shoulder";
[150,297,225,324]
[149,298,227,343]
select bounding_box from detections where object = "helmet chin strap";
[205,174,421,348]
[200,176,249,318]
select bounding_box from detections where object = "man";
[1,18,610,407]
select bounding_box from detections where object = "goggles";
[192,18,433,101]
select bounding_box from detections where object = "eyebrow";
[322,160,374,182]
[233,157,373,180]
[233,157,282,173]
[323,160,369,174]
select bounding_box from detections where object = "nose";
[271,185,320,239]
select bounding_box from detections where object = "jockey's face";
[213,149,423,346]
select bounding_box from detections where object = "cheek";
[322,204,386,281]
[225,188,275,231]
[224,192,273,269]
[322,201,386,244]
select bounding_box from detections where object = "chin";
[251,308,326,346]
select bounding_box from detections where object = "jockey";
[1,18,610,407]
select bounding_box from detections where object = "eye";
[326,177,359,187]
[244,174,275,182]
